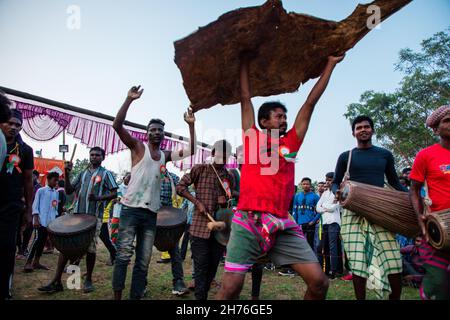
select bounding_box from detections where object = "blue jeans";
[112,206,157,299]
[315,223,341,274]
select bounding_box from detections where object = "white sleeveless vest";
[122,144,165,212]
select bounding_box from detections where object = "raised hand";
[327,54,345,65]
[64,161,73,172]
[184,107,196,125]
[127,85,144,101]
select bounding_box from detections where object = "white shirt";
[316,189,341,226]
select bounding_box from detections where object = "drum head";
[48,214,97,236]
[214,208,234,246]
[157,206,186,227]
[427,219,442,247]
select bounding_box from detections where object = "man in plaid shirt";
[176,140,234,300]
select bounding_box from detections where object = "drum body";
[154,206,187,252]
[213,208,234,247]
[426,210,450,251]
[48,213,97,260]
[340,181,420,238]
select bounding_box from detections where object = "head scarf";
[426,104,450,128]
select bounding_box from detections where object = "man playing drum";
[409,104,450,300]
[176,140,234,300]
[332,115,406,300]
[216,53,345,300]
[39,147,118,294]
[111,86,196,300]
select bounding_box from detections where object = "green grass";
[12,244,420,300]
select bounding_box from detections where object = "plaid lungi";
[341,209,402,299]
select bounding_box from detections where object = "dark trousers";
[169,244,184,285]
[26,226,48,262]
[316,223,341,274]
[180,223,191,261]
[301,223,316,250]
[100,222,116,261]
[190,235,225,300]
[251,263,264,298]
[0,204,21,300]
[16,224,33,255]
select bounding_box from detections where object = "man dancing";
[217,53,344,300]
[112,86,196,300]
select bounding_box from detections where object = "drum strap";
[210,164,232,200]
[344,149,353,182]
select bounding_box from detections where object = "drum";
[47,213,97,260]
[426,210,450,251]
[154,206,187,252]
[340,181,420,238]
[213,208,234,246]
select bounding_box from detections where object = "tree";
[71,158,89,179]
[345,28,449,168]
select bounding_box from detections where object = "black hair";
[211,140,232,156]
[33,170,40,177]
[402,167,412,174]
[90,146,105,158]
[301,177,312,184]
[147,118,165,130]
[351,115,374,132]
[58,179,65,188]
[325,172,334,179]
[0,91,11,123]
[47,172,60,180]
[257,101,287,129]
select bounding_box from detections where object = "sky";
[0,0,449,183]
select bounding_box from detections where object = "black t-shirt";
[0,140,34,205]
[332,146,406,193]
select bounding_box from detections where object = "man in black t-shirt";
[0,109,34,300]
[331,115,406,300]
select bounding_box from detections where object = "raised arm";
[240,55,255,131]
[113,86,145,162]
[166,108,197,163]
[294,55,345,141]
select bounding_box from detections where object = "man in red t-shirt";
[216,54,345,300]
[410,104,450,300]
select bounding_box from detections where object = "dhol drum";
[426,210,450,251]
[339,181,420,238]
[154,206,187,252]
[47,213,97,260]
[213,208,234,246]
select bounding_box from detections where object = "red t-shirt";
[237,125,303,218]
[410,143,450,212]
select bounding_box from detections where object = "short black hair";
[58,179,65,188]
[147,118,165,130]
[257,101,287,129]
[301,177,312,184]
[325,172,334,179]
[318,181,325,185]
[351,115,374,132]
[0,91,12,123]
[90,146,105,158]
[33,170,40,177]
[47,172,60,180]
[211,140,232,156]
[402,167,412,174]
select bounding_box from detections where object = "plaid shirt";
[176,164,234,239]
[160,172,180,206]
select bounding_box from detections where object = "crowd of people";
[0,52,448,301]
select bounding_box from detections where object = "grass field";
[12,244,420,300]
